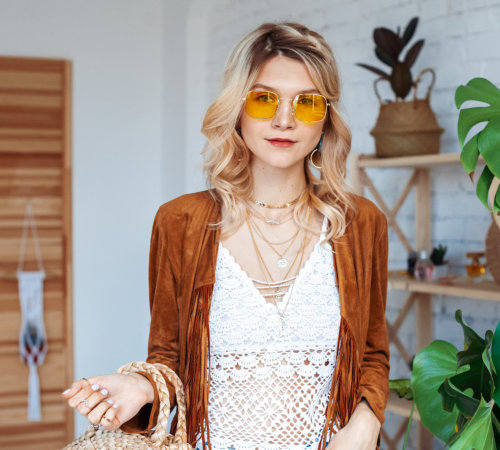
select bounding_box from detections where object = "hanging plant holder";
[370,68,444,158]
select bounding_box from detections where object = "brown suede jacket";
[121,190,390,447]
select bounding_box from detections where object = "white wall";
[182,1,500,448]
[0,0,165,436]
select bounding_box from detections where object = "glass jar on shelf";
[414,250,434,282]
[465,252,486,281]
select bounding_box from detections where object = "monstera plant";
[456,77,500,220]
[456,77,500,285]
[390,310,500,449]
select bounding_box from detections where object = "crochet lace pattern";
[202,221,341,450]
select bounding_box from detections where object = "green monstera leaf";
[452,311,496,401]
[493,321,500,406]
[456,77,500,215]
[389,378,413,400]
[411,340,464,442]
[449,397,497,450]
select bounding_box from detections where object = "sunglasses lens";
[245,91,279,119]
[294,94,328,122]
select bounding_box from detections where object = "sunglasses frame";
[243,90,330,123]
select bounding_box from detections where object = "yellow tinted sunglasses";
[244,90,329,123]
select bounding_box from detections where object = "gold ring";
[79,399,90,408]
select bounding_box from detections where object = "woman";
[62,22,389,449]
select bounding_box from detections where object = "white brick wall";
[183,1,500,448]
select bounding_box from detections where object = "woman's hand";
[326,400,381,450]
[61,373,154,430]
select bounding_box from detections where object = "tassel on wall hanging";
[17,202,48,421]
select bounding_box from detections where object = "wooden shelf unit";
[349,152,497,450]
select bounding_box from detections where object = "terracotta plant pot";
[370,69,444,158]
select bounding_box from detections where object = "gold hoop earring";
[309,149,322,170]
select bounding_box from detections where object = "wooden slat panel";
[0,110,62,129]
[0,391,63,408]
[0,71,62,91]
[0,350,66,394]
[0,216,62,229]
[0,399,66,426]
[0,92,62,108]
[0,236,63,262]
[0,342,64,358]
[0,138,62,153]
[0,310,64,342]
[0,285,63,307]
[0,167,61,178]
[0,128,62,137]
[0,166,62,197]
[0,55,73,445]
[0,197,62,215]
[0,423,67,449]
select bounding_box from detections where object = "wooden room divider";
[0,56,73,449]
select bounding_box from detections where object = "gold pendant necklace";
[247,215,300,268]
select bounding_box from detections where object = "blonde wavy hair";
[201,22,356,242]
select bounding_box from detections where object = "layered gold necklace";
[244,190,311,335]
[246,214,308,335]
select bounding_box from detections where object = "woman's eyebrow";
[251,83,321,95]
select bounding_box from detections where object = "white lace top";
[199,217,341,450]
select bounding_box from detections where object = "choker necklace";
[250,191,303,209]
[246,204,294,226]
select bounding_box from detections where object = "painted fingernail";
[62,388,70,395]
[91,384,100,391]
[112,403,118,408]
[100,389,108,396]
[106,398,114,405]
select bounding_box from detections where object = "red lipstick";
[266,138,297,148]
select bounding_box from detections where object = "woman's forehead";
[252,55,319,95]
[250,82,321,96]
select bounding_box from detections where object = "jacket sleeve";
[358,214,390,425]
[121,207,179,433]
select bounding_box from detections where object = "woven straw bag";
[63,361,193,449]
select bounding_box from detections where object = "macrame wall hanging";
[17,202,48,421]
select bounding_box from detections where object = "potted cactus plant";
[357,17,444,158]
[431,244,448,279]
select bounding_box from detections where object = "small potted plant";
[430,244,448,279]
[357,17,444,158]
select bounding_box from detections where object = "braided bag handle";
[117,361,191,448]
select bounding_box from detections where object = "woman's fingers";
[100,401,120,430]
[65,382,110,418]
[87,398,115,426]
[61,378,89,400]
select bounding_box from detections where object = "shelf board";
[389,272,500,302]
[356,153,466,169]
[387,391,421,421]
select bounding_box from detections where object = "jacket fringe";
[318,317,361,449]
[185,285,213,449]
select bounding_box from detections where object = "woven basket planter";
[370,68,444,158]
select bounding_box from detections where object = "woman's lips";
[266,138,297,148]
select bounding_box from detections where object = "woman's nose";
[271,99,296,129]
